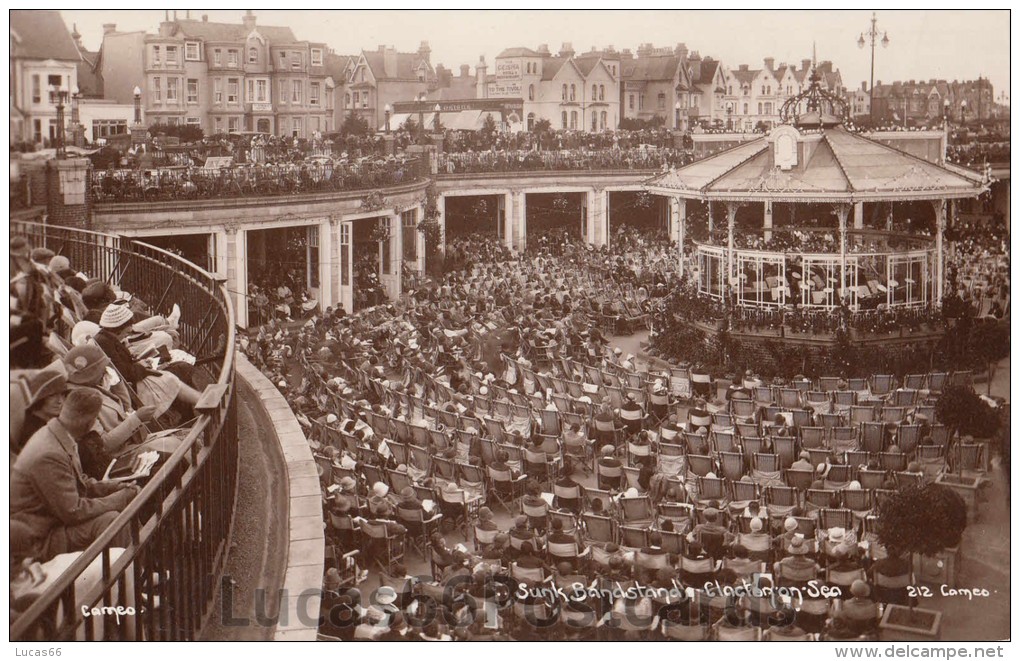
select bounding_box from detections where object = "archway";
[256,118,271,133]
[524,192,586,251]
[245,225,319,325]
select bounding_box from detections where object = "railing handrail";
[10,220,236,641]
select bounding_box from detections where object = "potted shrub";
[935,385,1001,487]
[876,483,967,640]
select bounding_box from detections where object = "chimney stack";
[675,42,689,59]
[559,42,574,58]
[801,59,811,72]
[460,64,470,77]
[476,55,488,98]
[202,14,208,22]
[537,44,550,56]
[102,23,116,35]
[242,10,256,31]
[861,81,867,92]
[764,57,775,71]
[418,40,431,62]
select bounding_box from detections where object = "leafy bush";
[148,122,204,143]
[877,483,967,557]
[935,385,1002,438]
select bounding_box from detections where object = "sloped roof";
[573,56,605,77]
[646,126,986,202]
[10,10,80,61]
[621,54,679,82]
[363,49,432,81]
[697,58,720,85]
[325,52,356,80]
[427,78,477,101]
[541,57,570,81]
[75,54,101,97]
[174,18,298,44]
[731,68,759,86]
[497,47,540,58]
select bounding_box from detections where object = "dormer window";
[311,48,323,66]
[291,53,301,69]
[248,47,258,64]
[185,42,200,61]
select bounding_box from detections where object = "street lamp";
[858,11,889,125]
[416,92,426,144]
[675,100,682,130]
[384,103,392,133]
[434,103,441,132]
[726,102,734,131]
[52,84,68,157]
[133,85,142,124]
[960,99,968,126]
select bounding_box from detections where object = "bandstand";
[647,70,989,312]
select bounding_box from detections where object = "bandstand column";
[836,204,850,300]
[725,202,738,301]
[853,201,864,230]
[319,216,336,311]
[224,223,248,328]
[934,199,947,303]
[763,201,773,241]
[507,189,526,252]
[886,203,894,231]
[436,194,447,254]
[673,197,687,277]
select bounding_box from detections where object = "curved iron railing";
[10,221,237,641]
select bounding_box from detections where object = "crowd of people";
[10,234,209,621]
[437,148,693,175]
[229,218,994,642]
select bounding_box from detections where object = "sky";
[57,7,1010,99]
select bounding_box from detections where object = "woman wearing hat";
[61,345,159,477]
[10,364,68,454]
[94,303,202,418]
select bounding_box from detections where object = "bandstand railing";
[10,220,237,641]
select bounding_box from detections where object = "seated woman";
[11,364,67,456]
[93,304,201,419]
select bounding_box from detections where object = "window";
[291,53,301,69]
[185,42,199,61]
[214,79,223,104]
[187,79,198,104]
[279,51,287,67]
[528,84,534,101]
[257,79,268,103]
[151,45,161,65]
[562,84,567,101]
[570,110,577,129]
[344,92,351,107]
[152,77,161,103]
[280,80,287,104]
[33,119,42,143]
[600,110,607,129]
[758,102,762,114]
[310,82,320,106]
[167,77,178,102]
[214,116,223,132]
[591,112,597,131]
[340,224,350,286]
[246,79,255,102]
[292,81,302,104]
[761,85,766,95]
[186,117,200,126]
[248,47,258,64]
[658,92,666,109]
[227,49,238,66]
[743,103,748,114]
[167,117,179,126]
[599,84,605,101]
[570,84,576,101]
[629,94,634,110]
[228,117,239,133]
[727,85,732,95]
[638,94,644,110]
[380,218,391,274]
[765,102,772,114]
[227,78,238,104]
[311,48,323,66]
[213,49,222,66]
[561,111,567,129]
[402,209,418,261]
[166,46,178,65]
[592,84,597,99]
[767,85,771,95]
[91,119,127,138]
[292,117,301,136]
[31,75,40,104]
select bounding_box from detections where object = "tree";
[401,117,418,134]
[478,113,498,148]
[532,118,552,150]
[343,114,371,137]
[935,385,1001,440]
[877,483,967,558]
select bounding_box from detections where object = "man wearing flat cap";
[11,389,139,560]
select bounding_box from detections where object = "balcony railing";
[436,148,694,174]
[10,221,237,641]
[91,159,424,204]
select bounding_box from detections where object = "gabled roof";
[646,126,986,202]
[696,58,720,85]
[428,78,477,101]
[10,10,80,61]
[497,47,540,58]
[325,52,356,80]
[541,57,570,81]
[621,54,679,82]
[361,49,433,81]
[731,68,759,86]
[75,54,101,97]
[573,55,606,78]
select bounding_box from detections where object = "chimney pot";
[460,64,470,77]
[102,23,116,35]
[202,14,208,22]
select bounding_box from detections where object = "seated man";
[10,389,140,561]
[840,580,880,635]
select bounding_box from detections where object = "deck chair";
[712,412,734,430]
[893,471,923,488]
[754,386,775,406]
[831,427,858,453]
[712,431,738,454]
[833,390,857,412]
[818,377,840,392]
[779,389,801,409]
[731,398,756,419]
[891,389,919,408]
[857,468,887,490]
[903,373,927,390]
[736,421,760,438]
[807,488,837,509]
[850,405,875,424]
[878,452,908,472]
[930,424,950,448]
[881,406,907,424]
[730,480,760,506]
[719,452,746,481]
[826,565,866,590]
[916,445,946,479]
[896,424,922,455]
[360,519,406,573]
[871,375,895,396]
[583,486,615,515]
[622,465,643,491]
[824,464,852,490]
[819,508,853,532]
[818,413,842,430]
[860,421,886,454]
[658,502,695,531]
[687,454,715,478]
[486,466,526,512]
[783,469,814,492]
[620,495,654,527]
[696,476,728,504]
[753,453,782,474]
[582,513,616,544]
[800,426,826,449]
[842,489,873,514]
[684,431,711,455]
[790,409,812,430]
[619,525,650,551]
[765,485,798,512]
[927,371,948,395]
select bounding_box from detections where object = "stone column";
[45,158,91,229]
[318,217,336,312]
[599,189,609,247]
[763,200,773,241]
[674,197,687,277]
[391,212,403,300]
[886,202,894,231]
[212,231,228,279]
[507,189,526,252]
[436,193,446,254]
[224,224,248,328]
[853,201,864,229]
[587,188,607,247]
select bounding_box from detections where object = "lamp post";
[52,85,68,158]
[133,85,142,124]
[960,99,968,126]
[434,103,441,132]
[675,100,682,130]
[416,92,426,144]
[857,11,889,125]
[384,103,392,134]
[726,101,733,131]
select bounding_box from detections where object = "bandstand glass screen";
[736,252,786,306]
[800,255,840,308]
[888,253,928,307]
[698,248,725,299]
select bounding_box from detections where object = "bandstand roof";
[646,125,987,203]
